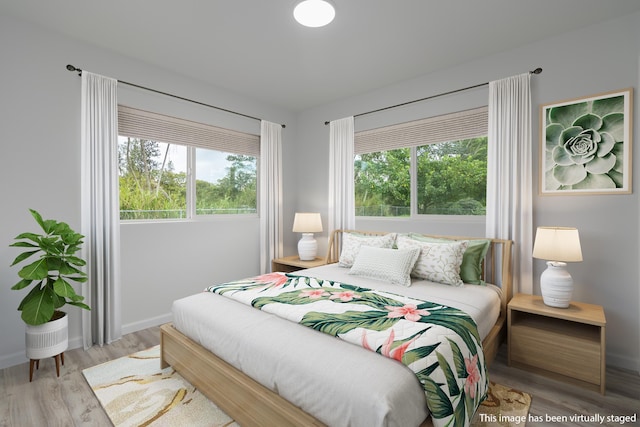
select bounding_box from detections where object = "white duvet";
[171,264,501,427]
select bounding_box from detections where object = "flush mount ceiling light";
[293,0,335,28]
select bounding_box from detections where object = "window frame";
[117,106,260,222]
[354,107,488,219]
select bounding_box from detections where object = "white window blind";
[118,105,259,156]
[355,106,488,154]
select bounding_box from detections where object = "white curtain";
[486,73,533,294]
[259,121,283,273]
[80,71,122,348]
[328,117,356,232]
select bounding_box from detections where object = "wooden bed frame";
[160,230,513,427]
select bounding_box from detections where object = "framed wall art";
[540,88,633,195]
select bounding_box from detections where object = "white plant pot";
[25,311,68,360]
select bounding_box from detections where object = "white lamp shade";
[532,227,583,262]
[292,213,323,233]
[293,0,335,27]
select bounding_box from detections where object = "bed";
[160,230,513,427]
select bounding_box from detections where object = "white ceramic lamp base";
[297,233,317,261]
[540,261,573,308]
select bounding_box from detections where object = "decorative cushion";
[410,234,490,285]
[338,232,397,267]
[348,246,420,287]
[396,235,468,286]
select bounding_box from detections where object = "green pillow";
[409,234,490,285]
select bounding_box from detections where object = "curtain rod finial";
[531,67,542,75]
[66,64,82,75]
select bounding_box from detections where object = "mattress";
[171,264,501,427]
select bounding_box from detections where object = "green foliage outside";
[355,148,411,216]
[196,152,257,215]
[355,137,487,216]
[118,138,257,220]
[119,136,485,220]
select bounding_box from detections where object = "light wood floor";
[0,326,160,427]
[0,327,638,426]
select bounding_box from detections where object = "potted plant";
[10,209,90,366]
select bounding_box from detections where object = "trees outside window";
[118,138,186,220]
[417,137,487,215]
[354,137,487,217]
[118,137,257,220]
[355,148,410,217]
[195,150,257,215]
[116,105,260,221]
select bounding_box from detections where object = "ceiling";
[3,0,640,111]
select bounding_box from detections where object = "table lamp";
[532,226,583,308]
[292,213,323,261]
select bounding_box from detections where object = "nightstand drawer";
[507,294,606,394]
[510,323,601,384]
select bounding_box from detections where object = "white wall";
[291,13,640,371]
[0,14,295,369]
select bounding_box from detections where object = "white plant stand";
[25,311,68,382]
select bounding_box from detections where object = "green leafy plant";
[10,209,90,325]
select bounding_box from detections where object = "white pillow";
[396,234,468,286]
[338,232,396,267]
[348,246,420,287]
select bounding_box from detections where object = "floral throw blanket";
[206,273,488,427]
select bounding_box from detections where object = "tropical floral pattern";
[206,273,488,427]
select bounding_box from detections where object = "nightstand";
[508,293,606,394]
[271,255,327,273]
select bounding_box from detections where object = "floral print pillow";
[338,232,396,267]
[396,235,468,286]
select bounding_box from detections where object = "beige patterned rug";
[471,381,532,426]
[83,346,238,427]
[83,346,531,427]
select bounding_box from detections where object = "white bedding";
[171,264,501,427]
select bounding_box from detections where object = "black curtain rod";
[66,64,286,128]
[324,67,543,125]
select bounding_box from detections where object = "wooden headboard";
[325,229,514,317]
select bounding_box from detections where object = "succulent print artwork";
[541,88,632,194]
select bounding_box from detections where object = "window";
[416,137,487,215]
[354,107,488,217]
[355,148,410,217]
[118,138,187,220]
[117,106,259,220]
[194,149,256,215]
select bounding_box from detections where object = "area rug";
[83,346,531,427]
[471,382,532,426]
[82,346,238,427]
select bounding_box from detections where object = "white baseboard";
[121,313,172,336]
[0,335,84,371]
[607,351,640,374]
[0,315,171,371]
[0,350,27,371]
